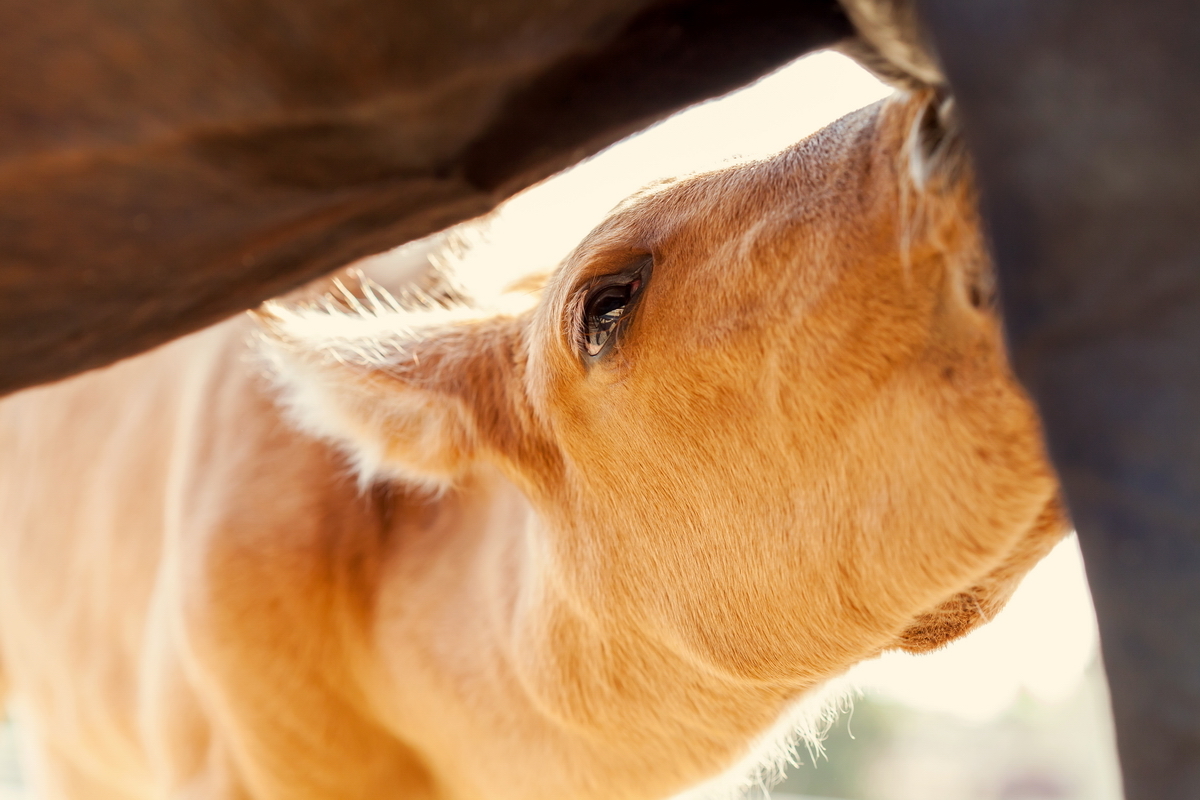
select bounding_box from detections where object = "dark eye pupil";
[590,291,628,319]
[584,283,636,356]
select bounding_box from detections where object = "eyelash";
[575,261,651,359]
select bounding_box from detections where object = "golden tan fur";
[0,92,1066,800]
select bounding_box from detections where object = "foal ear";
[258,301,526,491]
[838,0,945,91]
[837,1,966,189]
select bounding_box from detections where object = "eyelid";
[571,254,653,296]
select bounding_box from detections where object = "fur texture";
[0,91,1066,800]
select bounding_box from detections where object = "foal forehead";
[564,159,801,262]
[608,101,893,235]
[541,97,902,308]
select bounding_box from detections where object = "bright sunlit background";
[452,51,894,287]
[0,51,1122,800]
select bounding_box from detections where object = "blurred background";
[766,533,1120,800]
[0,50,1122,800]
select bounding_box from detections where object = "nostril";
[968,283,985,309]
[964,262,996,311]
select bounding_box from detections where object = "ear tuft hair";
[906,92,966,190]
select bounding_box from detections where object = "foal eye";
[583,277,642,357]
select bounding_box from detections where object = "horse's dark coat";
[919,2,1200,797]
